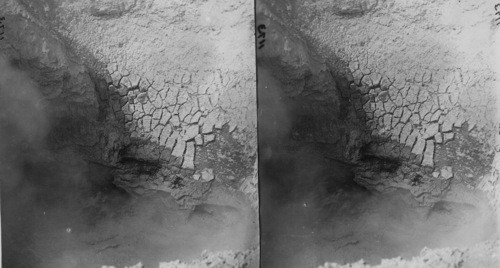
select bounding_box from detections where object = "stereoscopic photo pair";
[1,0,499,267]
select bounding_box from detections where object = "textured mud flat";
[258,66,496,267]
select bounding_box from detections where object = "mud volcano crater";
[257,1,499,267]
[0,1,258,266]
[0,58,257,268]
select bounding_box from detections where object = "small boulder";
[440,166,453,180]
[201,168,215,182]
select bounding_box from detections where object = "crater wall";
[1,0,258,209]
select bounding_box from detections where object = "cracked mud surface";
[258,0,499,207]
[1,0,258,208]
[259,70,495,268]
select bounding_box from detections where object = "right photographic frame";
[256,1,500,267]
